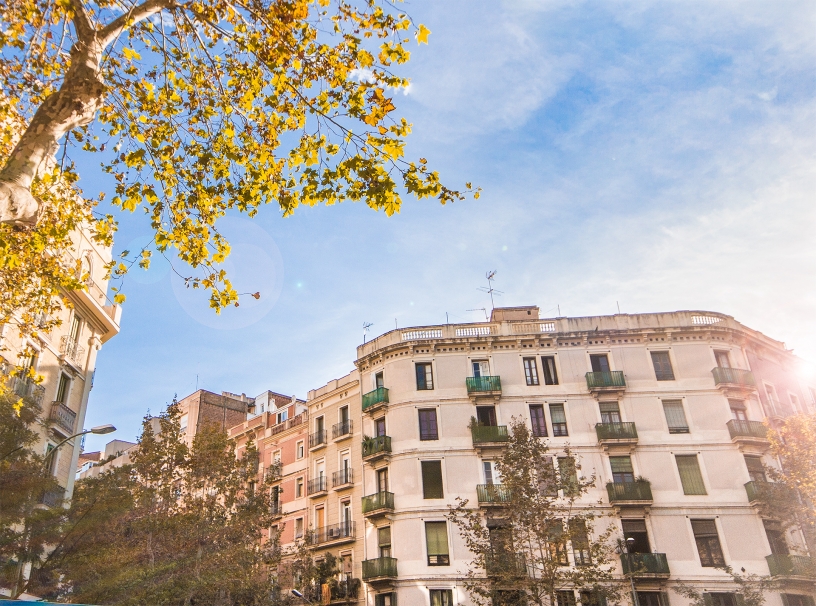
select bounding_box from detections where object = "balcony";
[265,461,282,482]
[466,376,502,396]
[745,480,793,505]
[49,401,77,435]
[767,554,815,579]
[59,335,86,367]
[270,501,283,517]
[606,480,653,505]
[727,420,769,450]
[596,422,638,446]
[324,577,361,603]
[485,552,527,577]
[332,419,353,440]
[586,371,626,393]
[9,376,45,405]
[307,476,328,497]
[309,430,327,450]
[471,425,509,447]
[362,387,389,413]
[712,367,755,390]
[477,484,511,505]
[332,468,354,489]
[40,486,66,508]
[362,491,394,518]
[621,553,670,578]
[362,435,391,462]
[308,521,356,547]
[362,557,397,582]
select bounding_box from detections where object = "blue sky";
[80,0,816,451]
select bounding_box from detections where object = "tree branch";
[99,0,173,49]
[67,0,95,43]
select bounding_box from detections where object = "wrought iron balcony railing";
[727,419,768,440]
[766,554,815,578]
[40,486,66,508]
[596,422,638,441]
[362,387,389,412]
[50,401,77,434]
[712,367,755,387]
[362,557,397,581]
[60,335,86,366]
[308,521,356,546]
[332,419,352,440]
[309,430,327,449]
[362,435,391,459]
[606,480,653,503]
[362,491,394,515]
[466,376,502,393]
[621,553,670,576]
[332,468,353,488]
[307,476,328,495]
[471,425,509,445]
[586,371,626,390]
[476,484,511,504]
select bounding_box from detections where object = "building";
[302,371,364,603]
[351,307,816,606]
[1,226,121,503]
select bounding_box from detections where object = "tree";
[0,0,478,339]
[28,401,283,604]
[0,386,66,598]
[448,419,622,606]
[674,566,776,606]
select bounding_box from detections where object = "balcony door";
[476,406,497,427]
[341,501,352,531]
[316,506,325,530]
[472,360,490,377]
[375,372,384,389]
[599,402,621,424]
[714,351,731,368]
[316,461,325,483]
[377,468,389,493]
[622,519,651,553]
[375,418,386,437]
[590,354,610,373]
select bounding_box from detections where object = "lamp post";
[42,424,116,470]
[617,537,640,606]
[12,424,116,598]
[291,588,317,605]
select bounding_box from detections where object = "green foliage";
[674,566,776,606]
[31,401,284,604]
[448,418,622,606]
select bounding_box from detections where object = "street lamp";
[291,589,316,605]
[617,537,640,606]
[43,424,116,469]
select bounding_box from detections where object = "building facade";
[1,226,121,503]
[350,308,815,606]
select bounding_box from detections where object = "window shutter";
[662,400,689,432]
[421,460,444,499]
[610,456,634,474]
[378,526,391,547]
[550,404,567,424]
[676,456,707,495]
[599,402,620,413]
[425,521,449,556]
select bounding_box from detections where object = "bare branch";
[98,0,173,49]
[67,0,95,43]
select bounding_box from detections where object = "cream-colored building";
[302,370,364,603]
[352,307,815,606]
[1,227,121,503]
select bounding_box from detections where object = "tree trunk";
[0,40,105,226]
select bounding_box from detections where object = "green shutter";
[425,521,449,556]
[378,526,391,547]
[662,400,688,430]
[421,460,444,499]
[610,456,634,473]
[676,455,707,495]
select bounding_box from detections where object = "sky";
[79,0,816,452]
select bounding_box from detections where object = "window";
[472,360,490,377]
[55,374,71,403]
[714,351,731,368]
[294,517,304,539]
[764,520,788,555]
[691,520,725,567]
[179,414,188,434]
[483,461,498,485]
[558,457,579,496]
[377,468,389,493]
[782,596,816,606]
[622,519,651,553]
[542,356,559,385]
[375,418,386,437]
[523,358,539,385]
[765,384,780,416]
[277,409,288,424]
[570,518,591,565]
[703,594,737,606]
[790,393,801,413]
[530,404,547,437]
[295,477,304,498]
[729,400,747,421]
[550,403,568,436]
[547,521,568,565]
[610,456,634,484]
[419,409,439,440]
[590,354,610,373]
[476,405,497,427]
[638,593,670,606]
[599,402,621,424]
[375,371,384,389]
[374,593,396,606]
[651,351,675,381]
[745,456,766,483]
[296,441,305,459]
[662,400,689,433]
[536,457,558,497]
[421,461,444,499]
[676,455,707,495]
[558,591,577,606]
[416,363,434,390]
[339,405,349,423]
[430,589,453,606]
[378,526,392,558]
[425,521,450,565]
[68,314,82,345]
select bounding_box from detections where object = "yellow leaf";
[122,47,141,61]
[416,24,431,45]
[113,293,126,304]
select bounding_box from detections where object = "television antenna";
[467,308,489,321]
[363,322,373,343]
[477,270,503,310]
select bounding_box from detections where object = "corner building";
[353,307,816,606]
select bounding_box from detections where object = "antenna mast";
[477,270,503,310]
[362,322,373,343]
